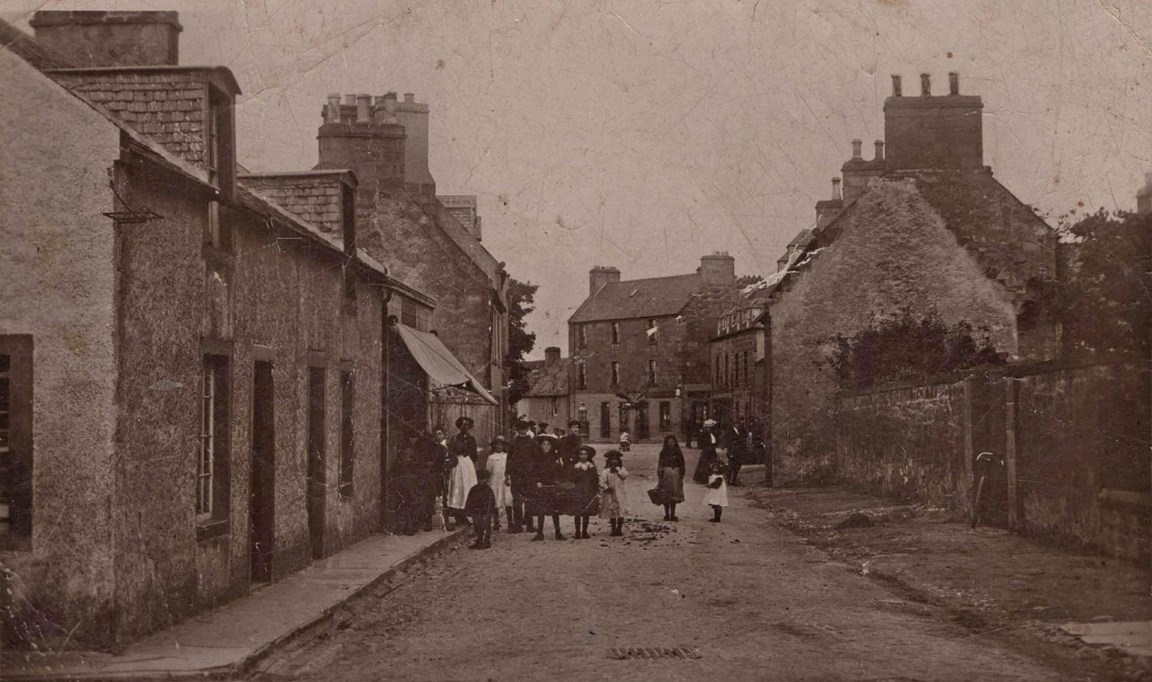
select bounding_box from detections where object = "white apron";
[447,455,478,510]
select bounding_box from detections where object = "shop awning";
[395,324,498,406]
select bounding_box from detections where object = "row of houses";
[522,72,1149,562]
[0,11,510,648]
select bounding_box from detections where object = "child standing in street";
[599,450,629,536]
[571,445,599,539]
[618,430,631,452]
[704,461,729,523]
[465,469,498,549]
[485,436,514,530]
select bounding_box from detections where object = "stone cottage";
[768,72,1060,477]
[0,11,462,649]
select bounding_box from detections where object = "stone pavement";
[1062,620,1152,658]
[1,528,466,681]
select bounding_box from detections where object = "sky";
[6,0,1151,357]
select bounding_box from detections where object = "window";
[610,361,620,387]
[647,319,658,345]
[578,325,587,349]
[339,370,355,497]
[198,354,230,528]
[724,354,730,388]
[611,322,621,345]
[659,401,671,431]
[577,361,587,389]
[647,359,657,386]
[551,397,559,417]
[0,336,32,545]
[744,352,751,387]
[714,355,720,388]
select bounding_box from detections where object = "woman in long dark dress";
[692,420,720,484]
[657,435,686,521]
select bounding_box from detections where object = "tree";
[505,278,538,405]
[1055,209,1151,357]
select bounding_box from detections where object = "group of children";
[461,438,631,549]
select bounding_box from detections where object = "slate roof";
[240,171,355,238]
[569,273,702,323]
[524,359,572,397]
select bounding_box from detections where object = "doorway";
[307,366,327,559]
[250,361,276,583]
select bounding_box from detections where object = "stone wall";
[0,47,122,647]
[835,361,1150,563]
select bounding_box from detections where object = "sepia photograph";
[0,1,1149,680]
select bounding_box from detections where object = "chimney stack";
[355,94,371,124]
[884,72,983,170]
[589,266,622,296]
[874,139,885,161]
[891,74,902,97]
[851,139,862,159]
[545,347,561,365]
[699,252,736,288]
[30,11,182,67]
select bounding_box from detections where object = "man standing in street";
[558,419,584,469]
[725,419,748,486]
[420,425,450,530]
[506,420,539,533]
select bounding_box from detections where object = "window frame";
[197,352,231,540]
[610,361,620,387]
[576,361,587,390]
[647,319,658,345]
[647,359,657,386]
[611,321,621,346]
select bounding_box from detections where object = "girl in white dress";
[599,450,629,536]
[485,436,513,530]
[703,461,729,523]
[446,438,478,528]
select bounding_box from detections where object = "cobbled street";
[246,444,1074,682]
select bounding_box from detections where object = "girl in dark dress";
[531,435,566,541]
[657,435,686,521]
[571,445,599,539]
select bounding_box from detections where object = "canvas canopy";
[395,324,498,406]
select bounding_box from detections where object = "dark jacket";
[464,483,498,516]
[558,433,583,468]
[507,434,539,485]
[658,445,686,474]
[449,432,479,461]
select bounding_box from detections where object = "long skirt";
[692,450,716,484]
[658,466,685,502]
[486,453,513,508]
[446,456,477,511]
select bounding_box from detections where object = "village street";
[246,444,1074,682]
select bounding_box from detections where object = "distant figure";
[599,450,629,537]
[465,469,498,549]
[704,461,729,523]
[486,436,513,530]
[692,419,719,484]
[421,426,450,529]
[619,430,631,452]
[657,435,686,522]
[725,420,748,486]
[570,445,599,539]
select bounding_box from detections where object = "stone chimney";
[544,347,561,365]
[589,266,621,296]
[315,93,408,207]
[815,178,845,230]
[30,11,182,67]
[1138,172,1152,216]
[394,94,435,195]
[699,252,736,288]
[842,138,886,203]
[884,72,983,171]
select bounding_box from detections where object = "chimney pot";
[920,73,931,96]
[356,94,371,123]
[404,93,415,103]
[874,139,885,161]
[948,71,959,95]
[851,139,862,159]
[383,91,398,115]
[326,94,341,123]
[832,177,842,200]
[344,94,356,106]
[545,347,561,365]
[891,74,902,96]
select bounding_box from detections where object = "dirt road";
[248,444,1078,681]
